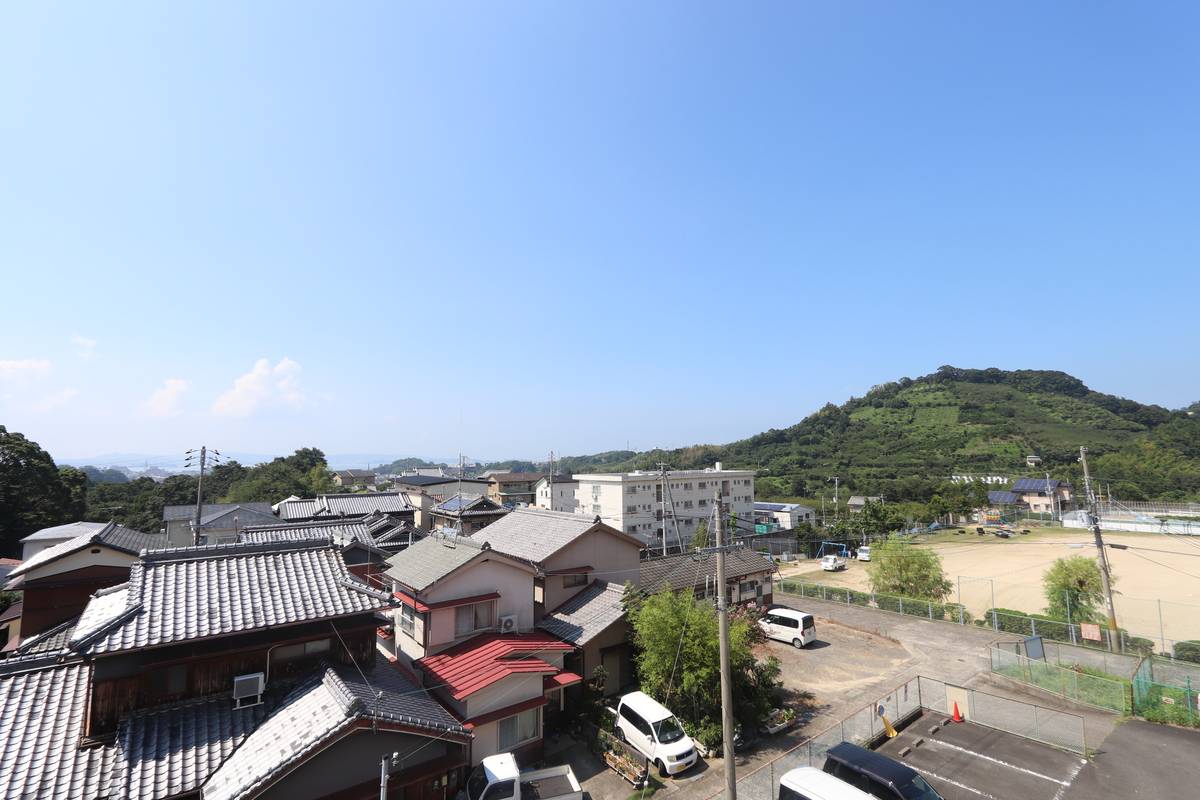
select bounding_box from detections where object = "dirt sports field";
[781,527,1200,645]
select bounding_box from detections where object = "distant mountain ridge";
[562,367,1200,502]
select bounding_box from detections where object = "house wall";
[20,536,76,561]
[541,529,641,611]
[468,707,545,765]
[20,546,140,582]
[19,564,133,637]
[535,482,579,513]
[463,673,545,720]
[579,620,632,695]
[259,729,454,800]
[423,559,535,649]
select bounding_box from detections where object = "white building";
[754,502,815,529]
[572,462,755,552]
[533,476,579,513]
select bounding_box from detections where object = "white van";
[857,546,871,562]
[760,607,817,648]
[614,691,698,776]
[779,766,875,800]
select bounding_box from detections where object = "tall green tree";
[691,520,709,551]
[0,426,73,554]
[1043,556,1111,622]
[58,466,90,519]
[866,538,952,600]
[624,585,780,747]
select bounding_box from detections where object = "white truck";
[820,554,847,571]
[461,753,583,800]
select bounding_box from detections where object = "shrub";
[1123,635,1156,657]
[1174,641,1200,664]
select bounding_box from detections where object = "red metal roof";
[417,632,574,700]
[543,672,583,691]
[393,590,502,613]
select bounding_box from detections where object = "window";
[778,786,812,800]
[739,580,756,594]
[697,482,707,489]
[481,780,515,800]
[699,499,707,507]
[626,505,638,513]
[455,600,494,637]
[274,637,333,663]
[498,707,540,750]
[400,604,416,637]
[563,573,587,588]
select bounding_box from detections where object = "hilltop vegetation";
[566,367,1200,502]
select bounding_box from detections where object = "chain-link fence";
[777,576,1190,658]
[705,675,1086,800]
[1133,656,1200,728]
[990,645,1131,714]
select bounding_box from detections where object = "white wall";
[541,528,641,610]
[21,546,139,581]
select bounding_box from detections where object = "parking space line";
[1050,759,1087,800]
[919,770,1000,799]
[925,738,1070,785]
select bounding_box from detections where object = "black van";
[821,743,944,800]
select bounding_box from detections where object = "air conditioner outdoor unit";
[498,614,518,634]
[233,672,265,708]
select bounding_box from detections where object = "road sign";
[1080,623,1102,642]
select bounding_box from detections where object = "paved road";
[1066,719,1200,799]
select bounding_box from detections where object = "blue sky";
[1,2,1198,464]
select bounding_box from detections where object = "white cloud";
[0,359,53,385]
[143,378,190,418]
[212,358,305,417]
[33,387,78,411]
[71,335,97,359]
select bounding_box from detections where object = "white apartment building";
[533,476,580,513]
[573,462,755,552]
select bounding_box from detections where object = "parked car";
[856,546,871,562]
[462,753,583,800]
[822,742,944,800]
[820,554,847,571]
[613,691,698,776]
[779,766,876,800]
[760,607,817,648]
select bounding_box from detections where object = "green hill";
[567,367,1200,502]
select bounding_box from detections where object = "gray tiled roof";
[538,580,626,646]
[238,520,380,552]
[469,508,618,564]
[7,521,160,582]
[639,546,776,593]
[9,616,78,658]
[70,540,392,655]
[202,654,467,800]
[197,506,278,529]
[274,498,319,520]
[113,694,271,800]
[434,493,506,517]
[275,492,414,521]
[19,520,106,543]
[384,532,497,592]
[0,661,116,799]
[163,503,273,522]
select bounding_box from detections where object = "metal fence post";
[1158,599,1167,656]
[958,604,964,625]
[822,584,827,601]
[928,600,933,620]
[1031,617,1037,638]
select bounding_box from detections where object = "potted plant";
[762,707,797,735]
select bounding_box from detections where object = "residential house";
[470,508,644,696]
[332,469,376,488]
[639,546,777,606]
[753,502,816,530]
[162,503,278,546]
[533,475,579,513]
[273,492,417,526]
[238,518,394,587]
[572,462,756,552]
[847,496,883,514]
[383,532,578,764]
[987,490,1024,507]
[18,520,112,560]
[2,520,161,644]
[484,473,546,508]
[392,475,488,499]
[1011,477,1073,514]
[427,494,509,535]
[0,537,473,800]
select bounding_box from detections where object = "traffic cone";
[951,702,964,723]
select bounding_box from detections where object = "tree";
[1043,556,1111,622]
[0,426,73,555]
[692,520,709,551]
[866,538,951,600]
[624,584,780,748]
[58,466,89,519]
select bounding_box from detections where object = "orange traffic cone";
[951,702,964,723]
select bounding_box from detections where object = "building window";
[739,581,756,595]
[400,604,416,638]
[456,600,495,637]
[626,505,638,513]
[563,573,587,588]
[273,637,333,663]
[699,499,707,507]
[498,707,541,751]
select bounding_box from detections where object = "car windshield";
[465,765,489,800]
[900,776,944,800]
[653,716,686,744]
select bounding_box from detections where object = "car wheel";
[656,760,668,778]
[792,638,804,649]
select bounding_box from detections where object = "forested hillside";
[565,367,1200,502]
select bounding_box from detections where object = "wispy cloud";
[33,387,78,411]
[0,358,53,385]
[71,335,97,359]
[212,358,305,417]
[143,378,190,418]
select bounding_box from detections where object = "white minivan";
[614,691,698,776]
[779,767,875,800]
[760,607,817,648]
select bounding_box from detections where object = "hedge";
[1175,641,1200,664]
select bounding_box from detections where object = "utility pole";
[713,493,737,800]
[184,447,220,546]
[548,451,554,509]
[1080,447,1120,651]
[828,476,840,519]
[658,463,670,556]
